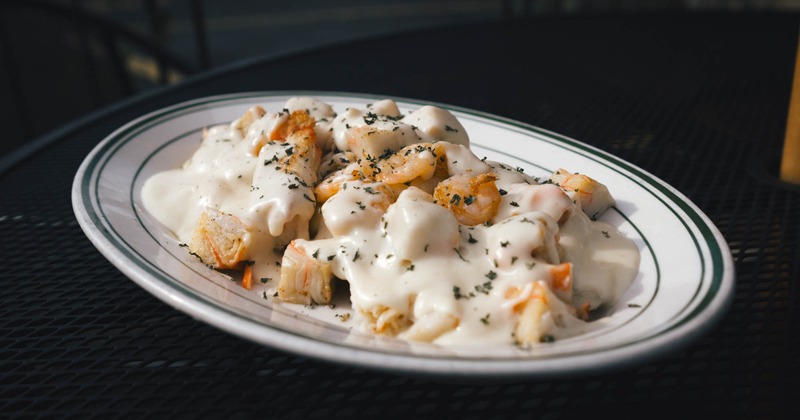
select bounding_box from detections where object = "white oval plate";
[72,92,734,380]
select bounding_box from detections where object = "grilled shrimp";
[376,143,447,185]
[318,142,450,203]
[433,172,501,226]
[314,167,359,203]
[512,282,550,345]
[549,169,615,220]
[372,143,449,196]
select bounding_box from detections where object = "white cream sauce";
[296,168,638,345]
[141,97,640,347]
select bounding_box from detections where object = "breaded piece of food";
[189,208,249,269]
[279,128,322,186]
[232,105,266,137]
[278,242,335,305]
[271,110,316,141]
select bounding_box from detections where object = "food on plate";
[141,97,640,347]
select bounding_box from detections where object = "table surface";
[2,11,798,419]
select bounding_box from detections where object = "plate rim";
[72,90,735,379]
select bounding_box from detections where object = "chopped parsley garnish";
[464,195,476,205]
[485,271,497,280]
[498,189,507,196]
[294,177,310,188]
[480,313,491,325]
[363,112,378,125]
[475,281,493,295]
[379,148,394,160]
[450,194,462,205]
[453,286,475,300]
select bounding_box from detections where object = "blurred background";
[1,0,799,158]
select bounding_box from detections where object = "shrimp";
[278,241,335,305]
[433,172,501,226]
[374,143,449,196]
[549,169,615,220]
[508,274,591,345]
[345,125,403,161]
[318,143,451,203]
[513,282,550,345]
[314,167,359,203]
[548,262,573,303]
[376,143,447,184]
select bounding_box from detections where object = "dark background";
[2,0,799,159]
[1,2,799,418]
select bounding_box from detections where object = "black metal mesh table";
[2,12,798,419]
